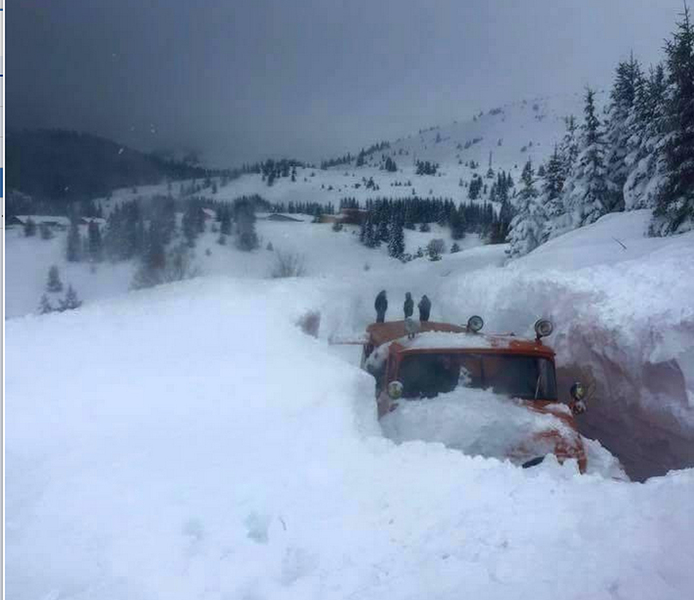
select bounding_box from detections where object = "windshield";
[397,353,557,401]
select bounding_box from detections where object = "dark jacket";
[418,295,431,322]
[375,290,388,323]
[404,293,414,318]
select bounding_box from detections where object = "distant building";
[318,208,368,225]
[7,215,71,229]
[338,208,369,225]
[78,217,107,226]
[266,213,304,223]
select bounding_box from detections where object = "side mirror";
[569,382,587,415]
[387,381,404,400]
[570,382,586,401]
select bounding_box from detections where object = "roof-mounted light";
[404,317,420,339]
[534,319,554,340]
[467,315,484,333]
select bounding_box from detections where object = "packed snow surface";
[6,277,694,600]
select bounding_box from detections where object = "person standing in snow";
[375,290,388,323]
[403,292,414,319]
[418,295,431,322]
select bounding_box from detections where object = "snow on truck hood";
[381,388,573,465]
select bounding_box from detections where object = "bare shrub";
[270,250,306,278]
[427,238,446,261]
[297,310,321,338]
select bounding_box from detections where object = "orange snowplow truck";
[361,317,588,472]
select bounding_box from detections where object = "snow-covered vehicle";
[362,317,590,472]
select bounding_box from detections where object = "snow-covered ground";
[7,91,694,597]
[7,273,694,600]
[7,207,694,480]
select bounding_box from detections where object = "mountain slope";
[100,93,587,211]
[6,129,213,205]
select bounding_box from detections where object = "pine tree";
[559,115,580,180]
[182,206,198,247]
[564,88,616,227]
[59,285,83,311]
[66,218,82,262]
[506,160,543,258]
[88,220,103,262]
[46,265,63,293]
[38,294,53,315]
[235,198,259,251]
[387,219,405,259]
[624,63,668,210]
[363,217,378,248]
[652,5,694,235]
[220,208,232,235]
[376,214,390,244]
[605,53,643,212]
[450,205,467,240]
[540,147,567,242]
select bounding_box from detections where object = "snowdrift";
[6,276,694,600]
[436,211,694,479]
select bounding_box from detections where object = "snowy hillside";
[84,93,587,214]
[7,263,694,600]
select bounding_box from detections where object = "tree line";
[507,6,694,258]
[354,196,513,260]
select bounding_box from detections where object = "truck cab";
[361,318,588,472]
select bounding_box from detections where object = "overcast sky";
[9,0,685,167]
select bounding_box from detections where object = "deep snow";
[7,208,694,480]
[6,276,694,600]
[6,90,694,597]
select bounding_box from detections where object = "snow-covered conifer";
[59,285,83,311]
[387,219,405,259]
[46,265,63,293]
[652,5,694,235]
[506,159,544,258]
[38,294,53,315]
[66,218,82,262]
[563,88,617,228]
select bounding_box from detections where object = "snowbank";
[437,210,694,479]
[6,277,694,600]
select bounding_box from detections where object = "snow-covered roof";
[14,215,70,226]
[398,331,494,350]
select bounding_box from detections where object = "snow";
[6,91,694,596]
[6,276,694,600]
[381,388,573,466]
[4,227,136,319]
[402,331,495,350]
[363,331,495,374]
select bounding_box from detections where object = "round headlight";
[534,319,554,338]
[387,381,404,400]
[467,315,484,333]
